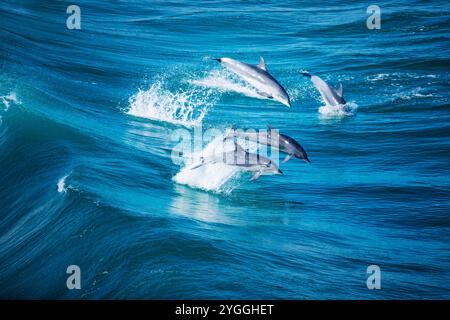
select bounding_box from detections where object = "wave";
[173,134,244,194]
[318,102,358,117]
[127,81,217,127]
[57,174,69,193]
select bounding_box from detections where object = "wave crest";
[319,102,358,117]
[127,82,216,127]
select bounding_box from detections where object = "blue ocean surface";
[1,0,449,299]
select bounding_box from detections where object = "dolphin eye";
[266,160,272,167]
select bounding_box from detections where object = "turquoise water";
[1,0,449,299]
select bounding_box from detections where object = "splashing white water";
[0,92,20,126]
[0,92,19,110]
[57,175,69,193]
[173,134,244,194]
[319,102,358,117]
[189,70,267,100]
[127,82,216,127]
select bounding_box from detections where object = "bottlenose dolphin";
[301,71,346,106]
[225,125,310,164]
[190,142,283,180]
[212,57,292,107]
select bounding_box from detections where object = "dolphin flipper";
[251,171,262,181]
[282,154,294,163]
[258,91,273,99]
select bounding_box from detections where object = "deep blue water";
[1,0,450,299]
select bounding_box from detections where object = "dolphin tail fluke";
[300,71,312,78]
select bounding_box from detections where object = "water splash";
[173,134,245,194]
[127,81,217,127]
[0,92,19,110]
[318,102,358,117]
[57,174,69,193]
[189,69,267,100]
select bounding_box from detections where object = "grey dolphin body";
[213,57,292,107]
[301,71,346,106]
[191,142,283,180]
[225,126,310,164]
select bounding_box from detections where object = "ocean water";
[1,0,449,299]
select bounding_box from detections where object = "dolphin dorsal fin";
[336,83,343,97]
[258,56,267,71]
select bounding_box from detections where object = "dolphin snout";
[277,169,283,175]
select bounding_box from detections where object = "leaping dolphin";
[190,142,283,181]
[301,71,346,106]
[212,57,292,108]
[225,125,310,164]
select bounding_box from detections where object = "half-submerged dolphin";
[212,57,292,107]
[225,125,310,164]
[301,71,346,106]
[190,142,283,181]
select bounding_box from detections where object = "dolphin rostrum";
[190,142,283,181]
[225,125,310,164]
[212,57,292,107]
[301,71,346,106]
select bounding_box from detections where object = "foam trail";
[319,102,358,117]
[0,92,20,126]
[127,82,216,127]
[189,70,268,100]
[173,134,244,194]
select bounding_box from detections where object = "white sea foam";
[393,87,435,101]
[173,134,244,194]
[57,175,69,193]
[189,70,267,100]
[318,102,358,117]
[127,81,216,127]
[366,72,438,82]
[0,92,20,126]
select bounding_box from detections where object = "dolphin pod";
[188,57,351,181]
[225,125,310,164]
